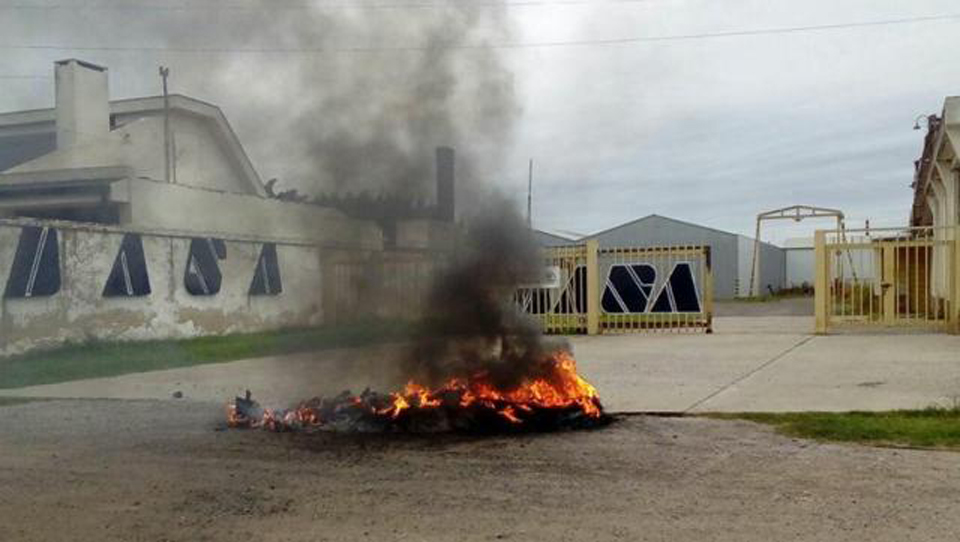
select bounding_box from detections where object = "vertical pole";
[814,230,829,334]
[159,66,171,184]
[749,217,761,297]
[586,239,600,335]
[704,246,714,334]
[882,243,896,325]
[527,159,533,228]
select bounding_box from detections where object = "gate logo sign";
[602,262,702,314]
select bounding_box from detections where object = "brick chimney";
[55,59,109,149]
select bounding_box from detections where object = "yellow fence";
[516,240,714,335]
[814,225,960,334]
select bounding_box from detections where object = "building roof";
[911,96,960,227]
[583,213,741,241]
[538,213,782,249]
[0,94,265,197]
[532,228,578,246]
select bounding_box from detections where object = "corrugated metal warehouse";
[535,214,786,299]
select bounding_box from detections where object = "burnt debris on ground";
[229,388,611,435]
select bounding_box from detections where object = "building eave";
[0,166,132,190]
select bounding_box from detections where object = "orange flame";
[228,351,601,430]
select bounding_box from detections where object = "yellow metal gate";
[516,240,714,335]
[814,226,960,333]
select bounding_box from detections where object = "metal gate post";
[814,230,829,334]
[585,239,600,335]
[882,244,896,325]
[704,246,714,333]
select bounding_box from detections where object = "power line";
[1,13,957,54]
[0,0,655,11]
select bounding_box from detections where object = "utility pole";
[159,66,171,184]
[527,158,533,228]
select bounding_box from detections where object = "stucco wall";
[124,178,383,248]
[0,220,327,356]
[169,113,248,194]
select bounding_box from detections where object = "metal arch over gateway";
[749,204,846,297]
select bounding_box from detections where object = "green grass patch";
[0,320,411,390]
[712,407,960,450]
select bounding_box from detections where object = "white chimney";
[55,59,110,149]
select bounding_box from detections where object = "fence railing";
[324,241,716,335]
[814,225,960,334]
[517,240,714,335]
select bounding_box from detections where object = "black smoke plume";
[405,198,559,391]
[12,1,518,201]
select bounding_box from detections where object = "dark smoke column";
[436,146,456,222]
[406,196,551,391]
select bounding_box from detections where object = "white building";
[0,59,381,248]
[782,237,815,289]
[912,96,960,230]
[0,60,451,355]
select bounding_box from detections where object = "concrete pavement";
[3,315,959,413]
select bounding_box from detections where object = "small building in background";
[782,237,815,290]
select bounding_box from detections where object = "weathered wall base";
[0,220,326,356]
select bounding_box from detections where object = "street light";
[914,114,931,131]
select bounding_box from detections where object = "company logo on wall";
[184,238,227,296]
[249,243,282,296]
[4,226,60,299]
[103,234,151,297]
[603,262,702,314]
[4,228,292,301]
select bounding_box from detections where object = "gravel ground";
[1,398,958,542]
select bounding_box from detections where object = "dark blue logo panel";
[249,243,282,296]
[603,261,702,314]
[602,264,655,314]
[4,226,60,299]
[184,238,226,296]
[103,234,151,297]
[649,263,702,314]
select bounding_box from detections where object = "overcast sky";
[2,0,959,243]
